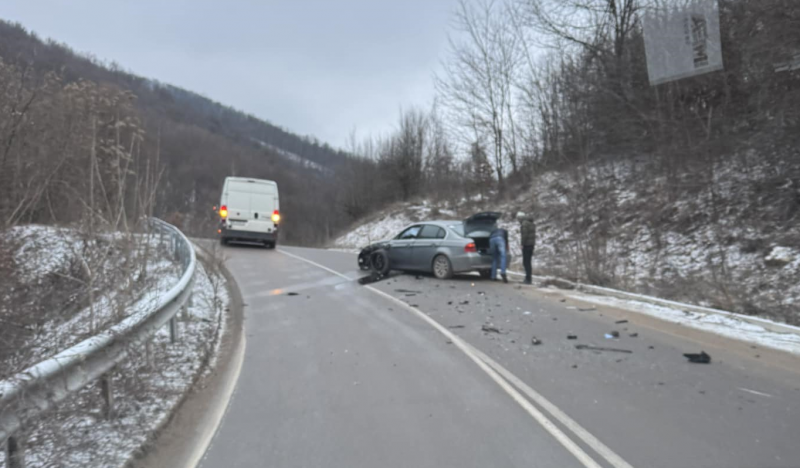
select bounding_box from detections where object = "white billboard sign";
[643,0,724,85]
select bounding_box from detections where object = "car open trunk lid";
[463,212,501,237]
[463,212,501,252]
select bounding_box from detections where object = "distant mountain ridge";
[0,18,363,244]
[0,19,348,170]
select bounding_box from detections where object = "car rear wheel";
[220,237,228,246]
[479,269,491,279]
[370,249,391,277]
[432,255,453,280]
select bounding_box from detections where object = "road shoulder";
[129,246,246,468]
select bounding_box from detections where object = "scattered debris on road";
[567,334,578,340]
[459,300,470,305]
[683,351,712,364]
[605,331,620,339]
[629,333,639,338]
[575,344,633,354]
[447,325,465,329]
[287,292,299,296]
[578,307,596,312]
[531,336,542,345]
[523,311,532,315]
[482,324,501,334]
[358,273,385,285]
[395,289,422,294]
[615,319,629,324]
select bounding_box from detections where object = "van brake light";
[465,242,477,253]
[219,205,228,219]
[271,210,281,223]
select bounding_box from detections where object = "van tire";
[370,249,391,277]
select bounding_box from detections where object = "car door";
[389,225,421,269]
[411,225,446,271]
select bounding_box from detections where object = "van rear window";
[228,181,276,194]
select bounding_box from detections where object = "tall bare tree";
[436,0,522,194]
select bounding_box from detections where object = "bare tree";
[436,0,522,194]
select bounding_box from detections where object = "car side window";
[397,225,422,239]
[418,225,441,239]
[436,227,446,239]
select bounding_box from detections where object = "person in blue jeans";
[489,227,509,283]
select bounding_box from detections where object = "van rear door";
[248,191,278,232]
[225,179,278,233]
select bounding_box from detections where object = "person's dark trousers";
[522,246,534,284]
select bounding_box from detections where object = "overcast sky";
[2,0,460,148]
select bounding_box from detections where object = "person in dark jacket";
[489,227,509,283]
[518,212,536,285]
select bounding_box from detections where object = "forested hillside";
[0,19,370,244]
[333,0,800,323]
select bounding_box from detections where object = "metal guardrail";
[0,218,196,467]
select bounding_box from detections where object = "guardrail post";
[100,375,114,419]
[169,316,178,343]
[6,435,25,468]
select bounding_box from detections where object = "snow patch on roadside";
[3,260,229,468]
[570,293,800,356]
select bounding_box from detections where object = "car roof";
[409,220,461,227]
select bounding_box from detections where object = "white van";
[218,177,280,248]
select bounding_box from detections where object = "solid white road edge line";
[277,248,633,468]
[460,342,635,468]
[188,330,247,468]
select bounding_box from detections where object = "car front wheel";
[370,249,391,277]
[432,254,453,280]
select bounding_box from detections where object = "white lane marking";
[278,248,634,468]
[460,342,635,468]
[738,388,773,398]
[189,329,247,468]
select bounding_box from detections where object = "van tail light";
[271,210,281,223]
[219,205,228,219]
[465,242,477,253]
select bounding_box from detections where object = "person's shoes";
[502,274,508,283]
[523,278,532,285]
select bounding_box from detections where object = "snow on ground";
[334,201,457,248]
[252,138,329,173]
[1,226,182,379]
[332,155,800,325]
[0,260,229,468]
[567,292,800,356]
[8,224,82,283]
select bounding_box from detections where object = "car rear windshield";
[448,224,466,237]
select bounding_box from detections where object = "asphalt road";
[199,244,800,468]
